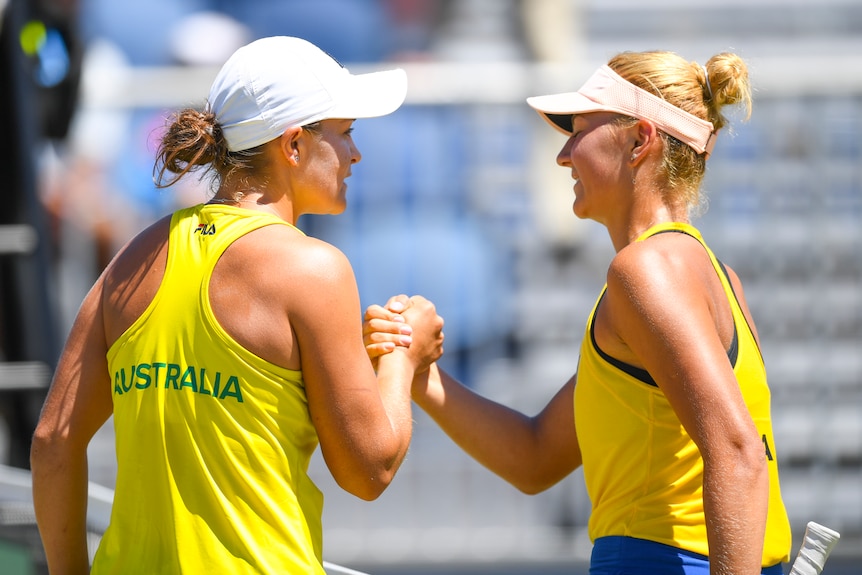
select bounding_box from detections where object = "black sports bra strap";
[591,229,741,387]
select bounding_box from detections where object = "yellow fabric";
[574,221,791,566]
[94,205,325,574]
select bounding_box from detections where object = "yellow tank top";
[574,222,791,566]
[94,205,325,574]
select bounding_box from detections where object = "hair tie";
[197,108,215,136]
[701,64,713,100]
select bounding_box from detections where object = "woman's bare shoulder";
[228,222,354,282]
[99,215,173,342]
[608,231,708,291]
[102,216,172,290]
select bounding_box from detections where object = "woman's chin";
[572,200,587,220]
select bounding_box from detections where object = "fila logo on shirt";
[194,223,216,235]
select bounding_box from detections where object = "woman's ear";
[629,119,659,164]
[279,126,303,165]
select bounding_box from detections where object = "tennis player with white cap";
[365,50,793,574]
[31,36,443,574]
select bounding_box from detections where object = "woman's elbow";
[710,432,769,486]
[514,482,546,496]
[512,473,559,496]
[503,463,568,495]
[741,438,769,480]
[335,468,396,501]
[30,422,62,464]
[507,451,580,495]
[30,428,72,478]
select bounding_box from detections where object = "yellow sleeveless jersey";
[94,205,325,574]
[575,222,791,566]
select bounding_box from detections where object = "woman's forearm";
[31,438,91,575]
[372,349,418,471]
[703,445,769,575]
[413,365,579,494]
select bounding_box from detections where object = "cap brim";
[526,92,607,135]
[328,68,408,120]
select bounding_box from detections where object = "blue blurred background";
[0,0,860,572]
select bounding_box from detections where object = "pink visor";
[527,65,717,156]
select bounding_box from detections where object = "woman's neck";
[607,203,688,253]
[208,189,296,224]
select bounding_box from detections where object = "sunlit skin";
[218,118,361,225]
[286,119,361,218]
[556,112,632,224]
[557,112,684,250]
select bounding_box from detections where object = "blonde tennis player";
[365,50,791,575]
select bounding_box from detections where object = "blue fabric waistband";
[590,536,784,575]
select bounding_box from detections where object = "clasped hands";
[363,295,444,373]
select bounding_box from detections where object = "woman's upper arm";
[531,374,582,487]
[604,246,758,454]
[287,242,400,487]
[34,275,113,448]
[35,216,171,445]
[289,242,377,399]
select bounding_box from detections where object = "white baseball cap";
[527,65,717,156]
[208,36,408,152]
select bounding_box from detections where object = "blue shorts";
[590,536,785,575]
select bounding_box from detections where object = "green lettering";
[198,368,211,396]
[180,366,198,392]
[112,361,245,404]
[113,370,124,395]
[219,376,243,403]
[165,363,181,390]
[135,364,151,389]
[120,367,133,393]
[152,363,167,388]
